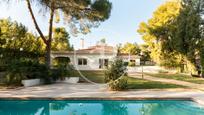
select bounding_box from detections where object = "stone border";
[0,97,204,106]
[192,98,204,106]
[0,97,195,102]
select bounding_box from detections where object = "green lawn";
[71,70,185,89]
[147,73,204,84]
[127,77,185,89]
[70,70,105,83]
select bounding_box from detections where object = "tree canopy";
[120,42,141,55]
[51,27,73,51]
[138,1,181,67]
[0,19,45,54]
[0,19,73,64]
[3,0,112,67]
[138,0,204,73]
[0,19,46,67]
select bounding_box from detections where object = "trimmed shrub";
[128,62,136,67]
[105,58,127,83]
[123,62,129,67]
[105,58,128,90]
[108,76,128,91]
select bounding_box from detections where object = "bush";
[108,77,128,91]
[123,62,129,66]
[105,58,127,83]
[0,66,6,72]
[128,62,136,67]
[5,59,50,85]
[5,73,23,86]
[50,64,74,81]
[158,70,168,73]
[53,57,70,67]
[105,58,128,90]
[4,58,75,85]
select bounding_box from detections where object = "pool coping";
[0,83,204,106]
[0,97,203,106]
[0,97,192,100]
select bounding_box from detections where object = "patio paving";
[0,83,204,105]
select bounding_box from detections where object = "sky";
[0,0,166,49]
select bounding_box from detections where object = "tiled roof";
[76,45,115,54]
[51,45,140,59]
[52,44,116,55]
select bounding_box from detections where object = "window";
[78,58,87,65]
[78,59,83,65]
[104,59,109,66]
[83,59,87,65]
[99,59,109,68]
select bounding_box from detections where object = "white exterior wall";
[51,53,117,70]
[51,53,140,70]
[136,59,140,66]
[72,54,116,70]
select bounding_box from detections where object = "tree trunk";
[46,41,51,68]
[25,0,47,44]
[46,2,55,68]
[26,0,55,68]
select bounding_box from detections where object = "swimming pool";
[0,100,204,115]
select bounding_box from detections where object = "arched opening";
[52,57,71,67]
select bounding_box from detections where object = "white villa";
[51,43,140,70]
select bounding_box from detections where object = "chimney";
[80,38,84,49]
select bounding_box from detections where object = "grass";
[70,70,105,83]
[147,73,204,84]
[71,70,185,89]
[127,77,185,89]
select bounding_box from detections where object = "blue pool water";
[0,100,204,115]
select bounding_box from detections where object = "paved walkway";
[1,72,204,106]
[127,66,177,73]
[0,83,204,105]
[129,72,204,90]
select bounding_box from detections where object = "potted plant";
[64,65,79,83]
[21,78,41,87]
[64,77,79,83]
[52,58,80,83]
[21,60,49,87]
[53,65,68,82]
[21,71,42,87]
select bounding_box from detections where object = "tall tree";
[138,1,182,68]
[173,0,202,73]
[51,27,73,51]
[120,42,141,55]
[97,38,107,45]
[3,0,112,68]
[0,19,45,53]
[0,19,45,66]
[140,44,151,62]
[182,0,204,76]
[99,38,106,44]
[138,0,204,74]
